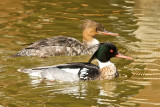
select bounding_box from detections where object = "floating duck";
[14,20,118,57]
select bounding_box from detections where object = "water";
[0,0,160,106]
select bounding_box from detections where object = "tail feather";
[17,68,43,77]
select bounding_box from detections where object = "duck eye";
[96,28,100,31]
[110,50,113,53]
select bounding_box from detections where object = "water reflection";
[21,80,143,106]
[128,0,160,79]
[127,0,160,106]
[0,70,143,106]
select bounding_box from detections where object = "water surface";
[0,0,160,106]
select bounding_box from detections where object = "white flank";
[18,67,81,82]
[29,72,42,77]
[61,68,80,75]
[41,68,79,82]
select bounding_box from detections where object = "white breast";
[98,61,113,68]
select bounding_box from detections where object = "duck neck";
[98,60,112,69]
[83,31,99,48]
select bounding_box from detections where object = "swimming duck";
[14,20,118,57]
[18,42,133,81]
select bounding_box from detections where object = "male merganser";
[18,42,133,81]
[14,20,118,57]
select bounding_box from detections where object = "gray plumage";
[14,36,99,57]
[13,19,117,57]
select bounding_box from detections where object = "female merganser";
[18,42,133,81]
[14,20,118,57]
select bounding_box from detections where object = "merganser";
[18,42,133,81]
[14,20,118,57]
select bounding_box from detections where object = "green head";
[88,42,118,63]
[88,42,133,63]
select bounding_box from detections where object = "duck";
[18,42,133,81]
[14,20,118,57]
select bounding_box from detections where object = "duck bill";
[116,52,133,60]
[98,30,119,36]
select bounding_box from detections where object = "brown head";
[80,19,119,42]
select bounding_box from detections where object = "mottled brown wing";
[26,36,83,49]
[14,36,85,57]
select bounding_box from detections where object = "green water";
[0,0,160,106]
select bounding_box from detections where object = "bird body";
[14,20,118,57]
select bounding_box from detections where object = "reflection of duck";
[18,42,132,81]
[14,20,118,57]
[99,81,117,97]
